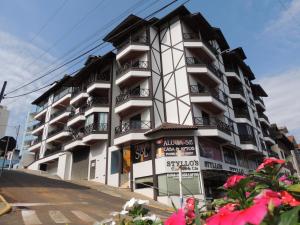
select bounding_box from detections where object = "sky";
[0,0,299,145]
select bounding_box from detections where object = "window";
[236,152,248,168]
[85,114,94,126]
[223,148,237,165]
[199,138,222,161]
[111,151,120,174]
[158,173,200,196]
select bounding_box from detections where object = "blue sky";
[0,0,300,142]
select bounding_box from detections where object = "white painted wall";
[88,141,107,183]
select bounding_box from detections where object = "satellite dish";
[0,136,16,156]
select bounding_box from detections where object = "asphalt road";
[0,170,170,225]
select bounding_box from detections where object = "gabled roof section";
[32,75,71,105]
[144,122,197,136]
[251,84,268,97]
[213,27,230,51]
[155,5,191,26]
[103,14,148,43]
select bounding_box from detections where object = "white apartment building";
[27,6,288,206]
[0,105,9,138]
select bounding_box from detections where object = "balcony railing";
[193,117,233,135]
[116,88,150,105]
[229,87,245,97]
[50,107,71,120]
[186,57,223,80]
[116,60,149,76]
[240,134,257,146]
[71,86,87,98]
[69,107,85,120]
[190,85,228,105]
[117,34,149,53]
[182,32,218,55]
[35,103,48,114]
[115,120,151,136]
[31,137,42,146]
[234,109,250,120]
[85,97,109,109]
[84,122,108,135]
[258,113,270,123]
[47,126,70,138]
[88,73,110,85]
[53,87,72,103]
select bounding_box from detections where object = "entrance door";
[130,114,141,129]
[71,149,89,180]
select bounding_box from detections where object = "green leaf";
[287,184,300,193]
[170,198,177,212]
[278,206,300,225]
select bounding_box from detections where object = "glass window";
[236,151,248,168]
[223,147,237,165]
[85,114,94,126]
[158,173,200,196]
[98,112,108,124]
[111,151,120,174]
[199,138,222,161]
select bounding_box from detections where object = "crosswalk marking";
[71,210,97,223]
[21,210,42,225]
[49,210,70,224]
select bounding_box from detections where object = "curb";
[0,194,11,216]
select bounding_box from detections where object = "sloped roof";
[144,122,197,136]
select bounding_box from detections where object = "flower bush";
[102,158,300,225]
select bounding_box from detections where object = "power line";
[5,0,182,97]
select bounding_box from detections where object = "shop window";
[223,148,237,165]
[199,138,222,161]
[158,173,200,196]
[122,146,131,174]
[111,151,120,174]
[236,152,248,168]
[135,176,153,189]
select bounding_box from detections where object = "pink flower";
[185,197,195,212]
[254,189,282,207]
[245,192,250,198]
[256,157,285,171]
[223,175,246,189]
[233,203,268,225]
[279,175,293,185]
[280,191,300,207]
[206,205,239,225]
[165,209,185,225]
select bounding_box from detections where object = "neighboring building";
[27,6,290,206]
[19,112,36,168]
[0,105,9,138]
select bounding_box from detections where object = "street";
[0,170,170,225]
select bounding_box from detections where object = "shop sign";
[165,157,200,173]
[204,161,223,170]
[133,142,151,163]
[167,172,199,179]
[200,158,248,174]
[156,137,196,157]
[229,166,245,174]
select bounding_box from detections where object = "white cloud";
[258,68,300,141]
[263,0,300,41]
[0,30,61,141]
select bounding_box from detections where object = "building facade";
[27,6,295,206]
[0,105,9,138]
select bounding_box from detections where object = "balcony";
[31,122,44,135]
[33,104,48,120]
[116,34,150,61]
[258,113,270,125]
[225,69,242,82]
[189,85,227,114]
[49,107,71,125]
[186,57,223,87]
[183,32,217,62]
[82,123,108,144]
[116,60,151,86]
[70,87,88,105]
[114,120,151,145]
[194,117,233,142]
[87,73,110,94]
[234,109,251,123]
[52,88,72,108]
[64,137,87,151]
[67,108,86,127]
[84,97,109,116]
[46,126,71,144]
[255,97,266,111]
[239,134,258,152]
[263,132,275,145]
[115,88,152,115]
[229,87,246,102]
[28,137,42,152]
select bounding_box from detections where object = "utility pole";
[0,81,7,103]
[178,165,183,208]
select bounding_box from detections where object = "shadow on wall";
[0,170,90,190]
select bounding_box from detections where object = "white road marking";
[71,210,97,223]
[10,201,89,207]
[21,210,42,225]
[49,210,70,224]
